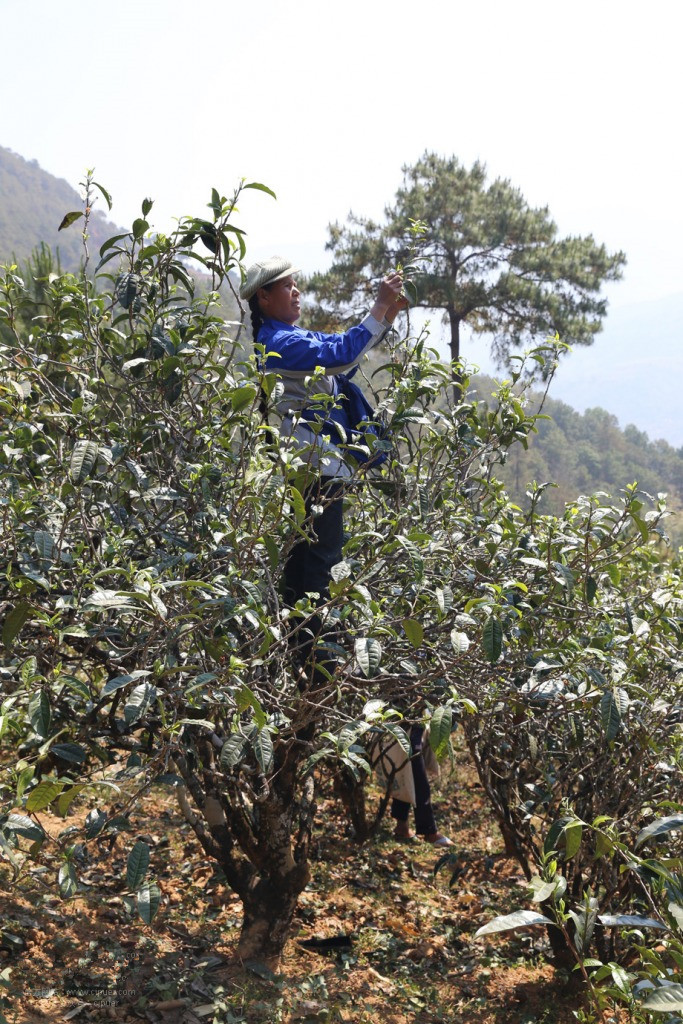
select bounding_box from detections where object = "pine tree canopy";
[307,152,627,370]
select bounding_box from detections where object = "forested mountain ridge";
[358,329,683,546]
[474,375,683,546]
[0,144,240,318]
[0,146,121,269]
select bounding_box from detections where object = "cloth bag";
[371,729,440,806]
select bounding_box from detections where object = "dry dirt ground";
[1,741,618,1024]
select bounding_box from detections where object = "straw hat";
[239,257,300,301]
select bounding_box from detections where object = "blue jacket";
[257,313,390,477]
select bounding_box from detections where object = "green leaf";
[251,729,274,774]
[28,691,51,739]
[330,560,351,583]
[528,874,566,903]
[355,637,382,677]
[263,534,279,570]
[381,723,412,759]
[15,766,35,802]
[235,685,267,728]
[450,629,470,654]
[569,900,599,953]
[58,862,78,898]
[595,831,613,858]
[26,779,64,813]
[178,718,217,732]
[668,902,683,930]
[122,356,150,372]
[231,384,258,412]
[115,272,144,309]
[475,910,553,937]
[607,564,621,586]
[58,211,83,231]
[402,618,423,649]
[84,589,139,610]
[244,181,277,198]
[220,733,249,770]
[609,963,631,996]
[290,487,306,526]
[631,513,649,543]
[124,683,157,725]
[0,814,46,841]
[137,882,161,925]
[132,218,149,241]
[141,197,153,217]
[92,181,113,211]
[2,601,31,646]
[21,656,38,683]
[429,707,452,761]
[552,561,575,595]
[52,743,86,764]
[70,440,99,483]
[57,784,84,816]
[436,586,453,615]
[99,231,130,257]
[585,576,597,603]
[636,815,683,849]
[641,984,683,1011]
[127,840,150,890]
[10,379,31,400]
[544,816,573,855]
[600,689,623,741]
[482,616,502,664]
[418,485,430,518]
[0,833,21,874]
[564,820,583,860]
[84,809,107,839]
[598,914,667,930]
[519,557,547,569]
[396,535,424,575]
[34,530,55,562]
[102,670,151,696]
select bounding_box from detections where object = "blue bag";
[300,373,391,468]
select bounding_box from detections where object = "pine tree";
[308,153,626,370]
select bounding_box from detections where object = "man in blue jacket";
[241,257,405,606]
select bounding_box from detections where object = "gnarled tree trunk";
[237,863,311,963]
[173,730,316,965]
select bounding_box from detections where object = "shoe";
[393,831,419,844]
[426,834,453,847]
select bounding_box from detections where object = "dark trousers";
[283,477,345,606]
[283,478,345,685]
[391,724,437,836]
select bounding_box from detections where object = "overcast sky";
[2,0,681,305]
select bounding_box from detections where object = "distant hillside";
[544,293,683,449]
[0,145,122,269]
[474,375,683,548]
[0,145,239,319]
[460,292,683,449]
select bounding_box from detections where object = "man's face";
[258,275,301,324]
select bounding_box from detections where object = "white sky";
[1,0,681,312]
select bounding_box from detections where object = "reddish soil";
[0,742,620,1023]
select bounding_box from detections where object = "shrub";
[1,177,679,972]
